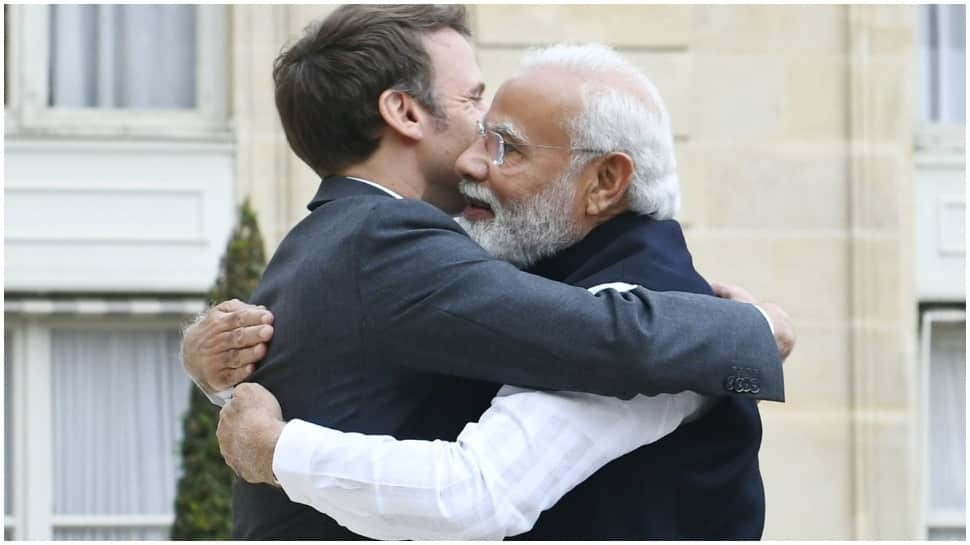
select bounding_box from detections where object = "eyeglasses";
[476,120,606,167]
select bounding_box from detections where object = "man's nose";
[455,137,488,183]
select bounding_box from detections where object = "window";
[4,5,10,107]
[5,4,227,138]
[916,5,966,153]
[918,5,966,125]
[48,5,197,110]
[4,308,198,540]
[921,310,966,541]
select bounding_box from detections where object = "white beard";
[455,171,584,269]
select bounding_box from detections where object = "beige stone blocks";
[691,5,847,55]
[851,415,921,538]
[850,325,917,411]
[849,237,910,325]
[851,60,914,143]
[472,5,693,48]
[849,153,912,232]
[686,234,849,323]
[758,410,854,538]
[785,57,848,140]
[682,143,849,231]
[868,25,915,56]
[859,4,918,31]
[776,324,852,410]
[689,54,787,142]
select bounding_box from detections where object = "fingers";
[761,302,796,360]
[202,325,270,372]
[713,283,796,361]
[711,281,757,304]
[709,281,729,298]
[216,408,240,475]
[213,307,274,335]
[216,323,274,352]
[205,343,263,389]
[228,382,284,420]
[220,342,268,370]
[212,363,257,391]
[236,382,270,396]
[234,382,258,397]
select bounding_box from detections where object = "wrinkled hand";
[710,281,796,361]
[180,299,275,392]
[217,383,286,486]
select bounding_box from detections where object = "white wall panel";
[915,156,966,302]
[4,139,234,293]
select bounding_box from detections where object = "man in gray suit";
[180,5,792,539]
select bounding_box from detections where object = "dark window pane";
[929,526,966,541]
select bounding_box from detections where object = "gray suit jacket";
[234,177,784,538]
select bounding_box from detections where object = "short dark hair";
[272,4,471,177]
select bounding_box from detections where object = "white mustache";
[458,179,502,212]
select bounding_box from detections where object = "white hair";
[517,43,680,219]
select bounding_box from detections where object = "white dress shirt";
[273,386,708,540]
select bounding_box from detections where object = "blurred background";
[3,4,965,540]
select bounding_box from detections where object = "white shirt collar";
[344,176,404,200]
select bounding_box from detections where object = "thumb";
[710,281,729,298]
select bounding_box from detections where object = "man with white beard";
[216,43,780,540]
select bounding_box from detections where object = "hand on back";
[710,281,796,361]
[181,299,276,392]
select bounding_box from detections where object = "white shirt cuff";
[272,419,341,505]
[191,376,234,407]
[753,304,775,336]
[587,281,638,295]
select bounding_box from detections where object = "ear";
[585,151,634,217]
[377,89,425,141]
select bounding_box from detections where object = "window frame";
[4,303,204,540]
[918,308,967,540]
[6,4,229,140]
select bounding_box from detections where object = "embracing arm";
[218,382,707,540]
[185,199,791,403]
[358,199,784,401]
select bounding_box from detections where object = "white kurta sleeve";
[272,386,707,540]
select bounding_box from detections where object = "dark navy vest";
[514,213,765,540]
